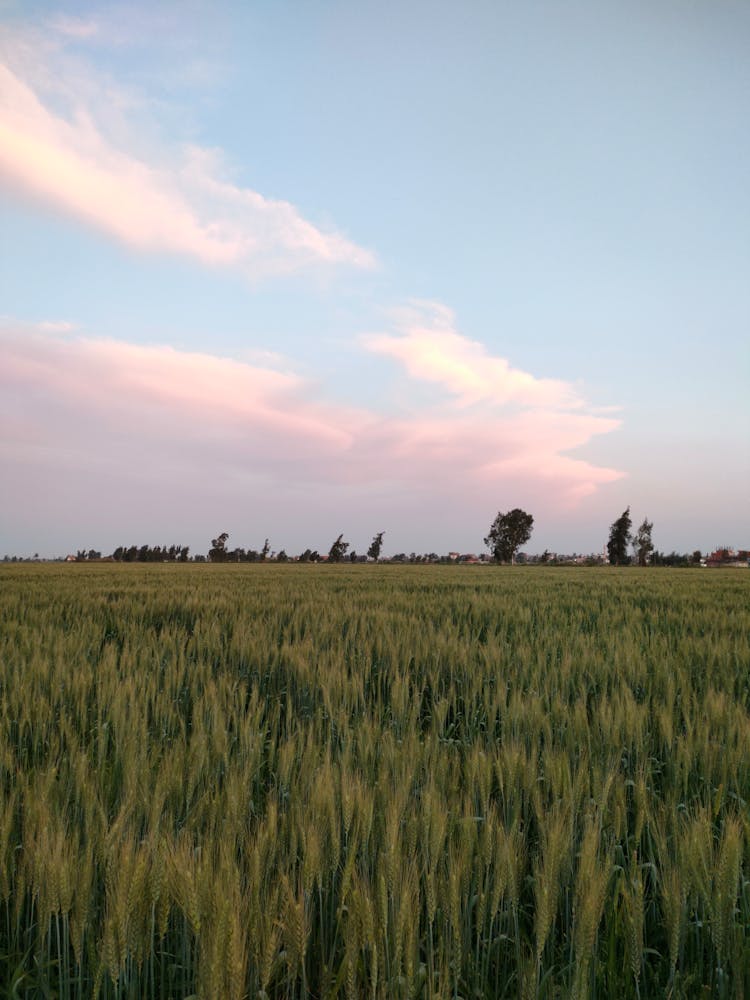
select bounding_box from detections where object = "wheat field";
[0,563,748,998]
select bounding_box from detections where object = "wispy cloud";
[0,36,375,276]
[0,323,360,462]
[364,301,583,408]
[0,317,623,522]
[46,15,100,40]
[35,320,77,334]
[357,300,624,501]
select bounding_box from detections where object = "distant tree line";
[207,533,271,562]
[5,507,744,566]
[605,510,715,567]
[651,550,703,567]
[111,544,190,562]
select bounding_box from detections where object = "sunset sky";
[1,0,748,558]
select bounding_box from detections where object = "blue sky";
[1,0,748,558]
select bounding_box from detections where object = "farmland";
[0,564,748,998]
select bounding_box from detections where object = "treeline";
[651,550,702,567]
[3,548,719,566]
[111,544,190,562]
[2,517,744,566]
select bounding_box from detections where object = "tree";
[632,517,654,566]
[261,538,270,561]
[328,534,349,563]
[367,531,385,562]
[484,509,534,563]
[209,532,229,562]
[607,508,632,565]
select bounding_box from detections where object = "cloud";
[46,16,100,40]
[0,324,361,464]
[364,301,583,408]
[35,320,77,334]
[0,317,623,532]
[0,47,375,276]
[356,301,624,501]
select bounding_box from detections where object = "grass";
[0,563,748,998]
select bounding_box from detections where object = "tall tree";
[328,534,349,563]
[367,531,385,562]
[209,532,229,562]
[632,518,654,566]
[607,508,632,565]
[484,509,534,563]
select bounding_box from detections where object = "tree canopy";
[484,509,534,563]
[367,532,385,562]
[632,517,654,566]
[327,534,349,563]
[606,508,632,565]
[208,532,229,562]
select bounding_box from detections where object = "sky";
[1,0,748,559]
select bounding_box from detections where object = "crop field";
[0,564,748,999]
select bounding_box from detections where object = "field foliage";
[0,564,748,998]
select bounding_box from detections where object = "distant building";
[706,548,749,568]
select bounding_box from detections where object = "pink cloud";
[364,301,584,409]
[0,320,623,520]
[0,327,361,463]
[46,16,100,41]
[0,58,375,275]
